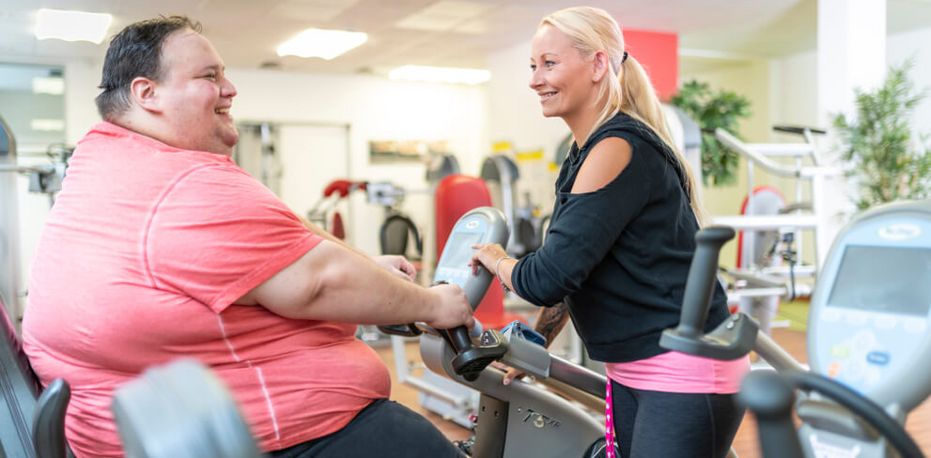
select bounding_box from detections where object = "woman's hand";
[491,362,529,386]
[470,243,509,275]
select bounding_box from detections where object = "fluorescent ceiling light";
[31,119,65,132]
[276,28,368,60]
[388,65,491,85]
[32,77,64,95]
[34,8,113,44]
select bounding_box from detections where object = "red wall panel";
[623,29,679,102]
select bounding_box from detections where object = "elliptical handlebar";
[743,370,925,458]
[378,318,503,382]
[739,371,804,458]
[680,226,735,337]
[436,270,507,381]
[660,226,759,360]
[789,372,924,458]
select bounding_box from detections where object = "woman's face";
[528,24,597,120]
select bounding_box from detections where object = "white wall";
[769,50,818,128]
[886,26,931,140]
[63,59,101,144]
[682,60,774,143]
[774,25,931,149]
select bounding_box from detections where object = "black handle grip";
[739,371,804,458]
[772,125,827,136]
[678,226,735,338]
[441,326,506,382]
[442,326,473,353]
[377,324,422,337]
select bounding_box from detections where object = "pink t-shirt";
[22,122,391,457]
[606,351,749,394]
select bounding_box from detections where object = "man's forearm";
[321,253,434,324]
[535,302,570,348]
[309,244,472,329]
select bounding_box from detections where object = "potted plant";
[671,79,752,186]
[833,60,931,210]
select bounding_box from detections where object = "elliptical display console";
[809,201,931,412]
[380,207,510,382]
[434,207,509,304]
[434,208,510,381]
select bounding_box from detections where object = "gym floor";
[374,321,931,456]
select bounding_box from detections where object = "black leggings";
[610,380,745,458]
[270,399,464,458]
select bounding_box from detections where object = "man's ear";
[129,77,161,113]
[591,50,609,83]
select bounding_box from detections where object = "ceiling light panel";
[31,119,65,131]
[34,8,113,44]
[277,28,368,60]
[32,76,64,95]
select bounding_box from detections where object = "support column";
[818,0,886,120]
[815,0,886,267]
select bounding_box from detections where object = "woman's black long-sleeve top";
[511,113,730,362]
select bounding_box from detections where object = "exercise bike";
[379,207,610,457]
[661,200,931,457]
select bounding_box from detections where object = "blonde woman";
[472,7,748,457]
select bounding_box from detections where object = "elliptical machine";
[661,200,931,457]
[380,207,609,457]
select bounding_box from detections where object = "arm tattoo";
[535,302,570,349]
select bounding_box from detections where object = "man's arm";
[236,239,472,329]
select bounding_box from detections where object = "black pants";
[611,381,744,458]
[270,399,464,458]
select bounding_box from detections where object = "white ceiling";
[1,0,930,77]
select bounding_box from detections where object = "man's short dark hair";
[95,16,202,120]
